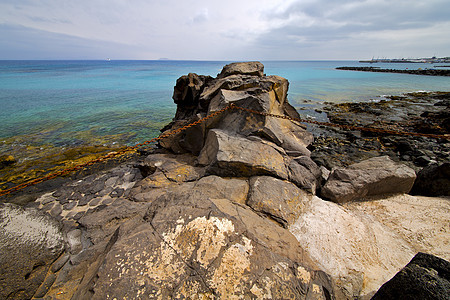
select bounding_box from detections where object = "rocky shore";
[336,66,450,76]
[1,62,449,299]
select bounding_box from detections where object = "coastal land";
[1,62,449,299]
[336,66,450,76]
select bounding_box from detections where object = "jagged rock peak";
[217,61,264,78]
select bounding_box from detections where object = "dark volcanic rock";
[159,61,313,157]
[411,162,450,196]
[372,252,450,300]
[197,129,290,179]
[337,66,450,76]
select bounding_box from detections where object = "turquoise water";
[1,60,449,147]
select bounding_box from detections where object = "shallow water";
[1,60,449,148]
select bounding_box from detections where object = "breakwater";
[337,66,450,76]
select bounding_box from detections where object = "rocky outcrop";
[372,252,450,300]
[321,156,416,203]
[247,176,312,228]
[160,61,312,158]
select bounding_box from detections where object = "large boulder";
[0,203,65,299]
[372,252,450,300]
[197,129,290,179]
[321,156,416,203]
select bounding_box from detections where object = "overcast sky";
[1,0,449,60]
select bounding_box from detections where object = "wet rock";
[321,156,416,203]
[0,154,16,168]
[0,203,64,300]
[411,162,450,196]
[372,252,450,300]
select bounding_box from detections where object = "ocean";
[1,60,449,149]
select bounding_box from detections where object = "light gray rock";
[247,176,312,228]
[0,203,65,300]
[289,196,417,299]
[321,156,417,203]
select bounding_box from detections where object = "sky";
[1,0,450,60]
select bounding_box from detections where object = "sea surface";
[1,60,449,149]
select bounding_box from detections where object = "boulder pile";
[1,62,449,299]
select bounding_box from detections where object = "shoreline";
[309,91,449,172]
[1,90,449,203]
[336,66,450,76]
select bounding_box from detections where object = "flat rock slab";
[321,156,416,203]
[289,196,416,299]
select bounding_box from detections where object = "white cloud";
[0,0,449,59]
